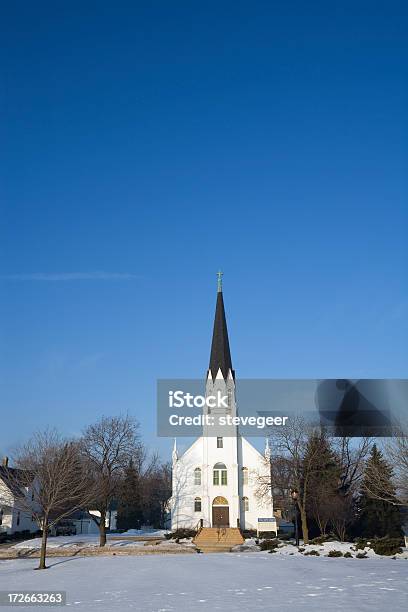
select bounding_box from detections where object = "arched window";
[243,496,249,511]
[213,463,227,486]
[242,467,248,485]
[194,467,201,486]
[194,497,202,512]
[212,496,228,506]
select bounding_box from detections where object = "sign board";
[257,517,277,535]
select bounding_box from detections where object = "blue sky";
[1,2,407,458]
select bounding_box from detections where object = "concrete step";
[195,538,244,544]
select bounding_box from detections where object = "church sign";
[257,517,277,536]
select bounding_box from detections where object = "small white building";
[169,277,274,531]
[88,508,117,531]
[0,458,38,535]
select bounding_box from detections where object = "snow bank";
[231,538,261,552]
[262,539,408,559]
[120,528,169,537]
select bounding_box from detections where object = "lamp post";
[291,490,299,547]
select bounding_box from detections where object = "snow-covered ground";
[0,553,406,611]
[12,533,167,550]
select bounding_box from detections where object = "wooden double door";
[212,506,230,527]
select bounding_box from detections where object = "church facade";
[169,277,273,531]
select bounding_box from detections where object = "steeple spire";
[209,272,234,380]
[217,270,223,293]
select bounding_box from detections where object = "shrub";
[354,538,370,550]
[310,534,335,545]
[344,552,352,558]
[328,550,343,557]
[259,538,280,551]
[356,552,368,559]
[304,549,320,556]
[242,529,257,538]
[260,531,278,539]
[298,547,305,552]
[371,537,403,556]
[165,528,197,540]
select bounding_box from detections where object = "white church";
[169,274,274,532]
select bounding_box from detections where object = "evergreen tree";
[358,444,402,538]
[304,431,341,536]
[116,459,144,530]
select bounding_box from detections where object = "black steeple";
[209,272,234,380]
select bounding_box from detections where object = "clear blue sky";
[1,2,407,458]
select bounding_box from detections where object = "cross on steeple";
[217,270,223,293]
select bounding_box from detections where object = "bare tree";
[330,493,354,541]
[309,487,336,537]
[333,437,372,495]
[259,417,325,544]
[258,429,374,543]
[256,454,293,521]
[11,430,91,570]
[384,432,408,504]
[81,415,140,546]
[361,431,408,506]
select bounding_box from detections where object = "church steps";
[193,527,244,552]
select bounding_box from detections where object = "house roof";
[0,466,33,498]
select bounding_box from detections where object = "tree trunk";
[38,517,48,570]
[299,505,309,544]
[99,510,107,547]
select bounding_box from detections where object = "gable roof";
[0,466,33,498]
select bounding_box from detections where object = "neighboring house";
[0,457,38,535]
[49,510,100,536]
[169,278,274,531]
[88,508,117,531]
[71,510,101,535]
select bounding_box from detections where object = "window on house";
[194,467,201,486]
[217,437,223,448]
[243,497,249,511]
[0,509,3,525]
[194,497,202,512]
[213,463,227,486]
[16,511,20,526]
[242,467,248,485]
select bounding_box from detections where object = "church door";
[212,506,230,527]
